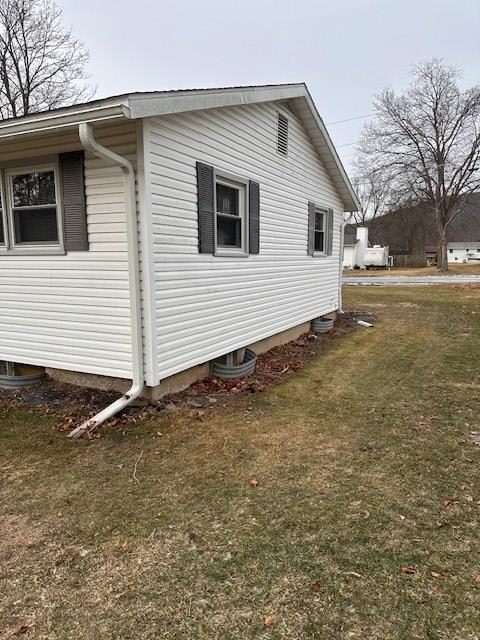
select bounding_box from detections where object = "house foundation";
[46,316,334,401]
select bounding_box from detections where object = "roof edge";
[0,82,359,210]
[127,83,307,118]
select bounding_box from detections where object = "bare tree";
[357,59,480,271]
[350,158,393,228]
[0,0,93,119]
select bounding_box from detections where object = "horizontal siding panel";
[0,121,138,380]
[146,101,345,382]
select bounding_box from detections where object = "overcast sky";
[60,0,479,173]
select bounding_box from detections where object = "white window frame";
[4,161,65,255]
[0,173,8,252]
[313,207,327,256]
[213,169,249,258]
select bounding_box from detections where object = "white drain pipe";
[338,218,348,313]
[69,123,144,438]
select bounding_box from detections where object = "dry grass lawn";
[345,263,480,276]
[1,285,480,639]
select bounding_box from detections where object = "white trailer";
[364,245,390,268]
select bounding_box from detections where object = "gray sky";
[61,0,479,173]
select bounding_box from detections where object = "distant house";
[367,193,480,266]
[447,242,480,262]
[0,83,359,418]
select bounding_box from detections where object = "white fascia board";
[127,84,307,119]
[0,103,130,140]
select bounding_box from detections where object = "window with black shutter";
[196,161,260,256]
[0,151,87,254]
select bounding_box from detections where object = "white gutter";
[0,104,130,140]
[69,122,144,438]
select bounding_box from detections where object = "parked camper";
[342,225,389,269]
[364,245,390,269]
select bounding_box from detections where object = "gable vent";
[277,112,288,156]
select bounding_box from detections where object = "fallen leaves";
[431,571,446,580]
[311,580,322,592]
[263,616,275,627]
[13,624,31,636]
[250,478,259,487]
[401,566,416,575]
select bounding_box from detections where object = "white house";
[447,242,480,262]
[0,83,359,433]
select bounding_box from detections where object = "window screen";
[11,170,58,244]
[216,182,242,248]
[314,210,325,253]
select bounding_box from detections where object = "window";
[314,208,326,253]
[0,152,87,255]
[8,168,59,245]
[214,174,247,254]
[277,112,288,156]
[0,184,4,246]
[196,162,259,256]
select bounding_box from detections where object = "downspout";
[69,122,144,438]
[338,218,348,313]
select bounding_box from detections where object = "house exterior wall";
[144,101,345,383]
[0,122,139,380]
[447,243,480,263]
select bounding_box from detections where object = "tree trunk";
[437,234,448,272]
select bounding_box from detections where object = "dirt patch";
[0,314,359,436]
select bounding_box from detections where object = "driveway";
[343,274,480,285]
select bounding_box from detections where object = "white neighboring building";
[342,225,388,269]
[447,242,480,262]
[0,83,359,403]
[342,224,368,268]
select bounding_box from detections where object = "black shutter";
[307,201,315,255]
[327,208,334,255]
[196,161,215,253]
[248,180,260,254]
[59,151,88,251]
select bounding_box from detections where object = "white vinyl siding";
[0,122,139,380]
[145,101,344,382]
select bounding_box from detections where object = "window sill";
[313,251,327,258]
[1,246,66,256]
[214,249,250,258]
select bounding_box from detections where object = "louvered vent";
[277,112,288,156]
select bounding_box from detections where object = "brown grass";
[1,285,480,639]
